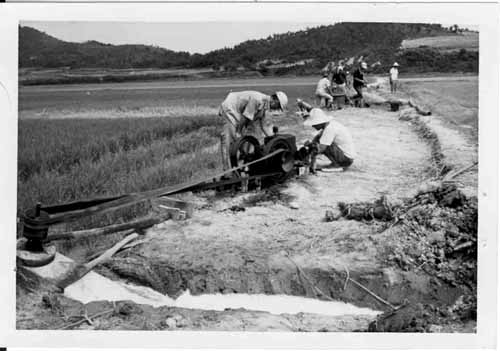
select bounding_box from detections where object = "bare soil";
[17,80,478,332]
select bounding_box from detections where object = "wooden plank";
[45,213,171,242]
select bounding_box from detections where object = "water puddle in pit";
[65,271,381,317]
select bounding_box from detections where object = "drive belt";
[26,148,286,226]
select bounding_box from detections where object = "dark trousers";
[353,85,364,107]
[323,143,353,168]
[353,85,364,98]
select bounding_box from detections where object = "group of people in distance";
[315,60,369,109]
[316,60,400,108]
[217,61,400,174]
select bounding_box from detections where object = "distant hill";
[19,26,191,68]
[19,23,478,75]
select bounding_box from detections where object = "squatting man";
[218,90,288,170]
[302,108,355,173]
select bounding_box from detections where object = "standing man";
[331,60,352,107]
[389,62,400,93]
[332,60,347,87]
[219,90,288,170]
[303,108,355,171]
[352,62,368,107]
[315,71,333,109]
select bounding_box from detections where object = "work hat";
[303,108,333,126]
[361,62,368,69]
[275,91,288,111]
[393,62,399,67]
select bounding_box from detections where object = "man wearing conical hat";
[303,108,355,171]
[389,62,400,93]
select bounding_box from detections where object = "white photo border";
[0,2,497,349]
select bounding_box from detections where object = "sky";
[23,22,327,54]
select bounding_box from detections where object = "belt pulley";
[229,135,263,175]
[229,134,297,182]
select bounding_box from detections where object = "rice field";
[399,77,478,142]
[18,116,223,211]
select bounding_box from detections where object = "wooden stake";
[56,232,139,289]
[86,236,150,261]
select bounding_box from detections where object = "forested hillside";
[19,22,477,74]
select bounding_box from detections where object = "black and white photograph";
[0,2,498,349]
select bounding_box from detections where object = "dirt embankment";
[17,80,478,332]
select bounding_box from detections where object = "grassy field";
[401,32,478,52]
[18,116,222,211]
[399,77,478,142]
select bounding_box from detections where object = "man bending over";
[219,90,288,170]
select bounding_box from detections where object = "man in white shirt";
[389,62,399,93]
[315,71,333,109]
[303,108,355,171]
[219,90,288,170]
